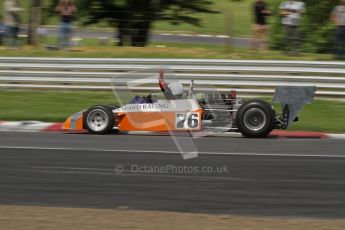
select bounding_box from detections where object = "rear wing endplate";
[273,86,316,128]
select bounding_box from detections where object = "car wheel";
[236,100,275,138]
[84,105,115,135]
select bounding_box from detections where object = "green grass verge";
[0,40,336,60]
[0,90,116,122]
[0,90,344,133]
[288,100,345,133]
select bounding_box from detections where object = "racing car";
[63,69,316,138]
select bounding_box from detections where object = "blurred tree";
[28,0,42,45]
[54,0,217,47]
[270,0,339,53]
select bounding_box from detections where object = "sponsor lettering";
[117,103,170,112]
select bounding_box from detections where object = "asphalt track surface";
[0,131,345,218]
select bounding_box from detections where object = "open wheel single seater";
[63,69,316,138]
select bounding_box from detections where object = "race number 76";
[176,113,200,129]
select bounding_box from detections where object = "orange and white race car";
[63,69,316,138]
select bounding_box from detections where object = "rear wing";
[273,86,316,128]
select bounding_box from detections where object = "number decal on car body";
[176,113,200,129]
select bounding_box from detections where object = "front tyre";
[236,100,275,138]
[84,105,115,135]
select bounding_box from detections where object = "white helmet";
[168,81,184,98]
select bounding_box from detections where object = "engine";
[198,91,244,129]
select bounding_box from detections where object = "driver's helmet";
[167,81,184,97]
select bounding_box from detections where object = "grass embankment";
[0,90,344,133]
[0,42,336,60]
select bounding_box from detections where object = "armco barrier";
[0,58,344,98]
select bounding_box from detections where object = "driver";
[159,70,184,100]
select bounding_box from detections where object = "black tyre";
[106,105,121,134]
[106,105,120,111]
[236,100,275,138]
[84,105,116,135]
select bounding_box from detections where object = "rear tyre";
[236,100,275,138]
[84,105,115,135]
